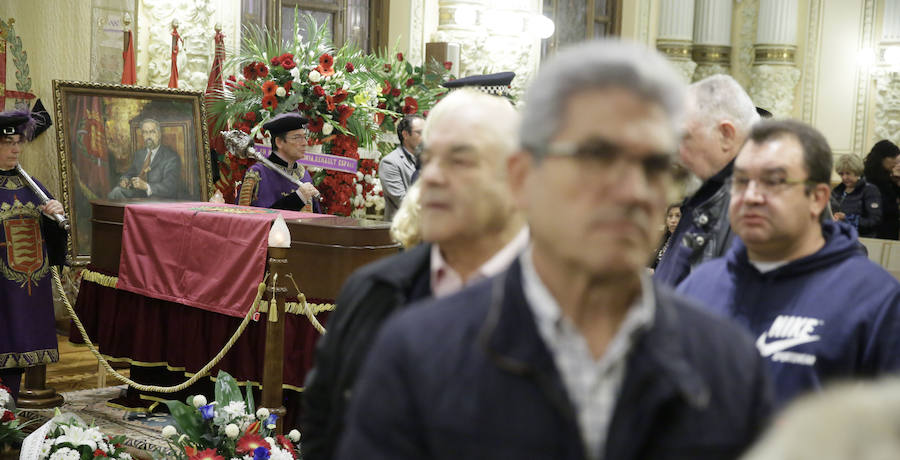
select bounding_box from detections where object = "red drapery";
[121,30,136,85]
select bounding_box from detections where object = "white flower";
[192,395,207,408]
[322,122,334,135]
[55,425,99,451]
[356,171,364,180]
[275,86,286,97]
[290,67,300,80]
[117,453,133,460]
[225,423,240,439]
[355,183,363,194]
[268,445,295,460]
[161,425,177,438]
[256,408,270,420]
[40,439,54,457]
[308,69,322,83]
[221,401,247,420]
[364,175,374,184]
[288,429,301,442]
[0,388,9,407]
[267,423,276,429]
[49,447,81,460]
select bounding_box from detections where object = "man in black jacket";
[338,40,772,460]
[301,89,527,460]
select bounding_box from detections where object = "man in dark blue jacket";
[337,40,773,460]
[679,119,900,408]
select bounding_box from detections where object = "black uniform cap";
[262,112,309,136]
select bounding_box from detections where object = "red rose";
[93,449,108,457]
[307,117,324,132]
[396,52,404,61]
[377,102,386,109]
[280,52,294,61]
[345,62,355,72]
[261,80,277,96]
[319,53,334,70]
[261,95,278,110]
[382,80,392,95]
[1,410,14,422]
[383,63,392,72]
[333,88,349,103]
[402,97,419,114]
[443,61,453,71]
[297,102,311,111]
[270,55,282,66]
[283,80,292,91]
[244,112,257,122]
[406,78,415,87]
[255,62,269,78]
[391,88,401,97]
[313,85,326,97]
[280,57,296,70]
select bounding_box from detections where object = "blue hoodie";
[677,221,900,407]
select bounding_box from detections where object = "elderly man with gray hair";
[655,74,760,286]
[336,40,772,460]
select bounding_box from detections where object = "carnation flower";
[406,78,415,87]
[344,62,354,72]
[391,88,401,97]
[49,447,81,460]
[225,424,240,439]
[308,70,322,83]
[383,63,392,72]
[1,410,13,422]
[396,52,404,61]
[313,85,326,98]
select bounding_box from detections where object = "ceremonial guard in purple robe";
[237,112,321,212]
[0,106,68,399]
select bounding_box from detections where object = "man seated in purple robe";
[0,105,68,399]
[236,112,321,212]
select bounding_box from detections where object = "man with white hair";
[302,89,527,460]
[655,75,760,286]
[337,41,772,460]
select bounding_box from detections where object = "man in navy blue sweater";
[679,119,900,408]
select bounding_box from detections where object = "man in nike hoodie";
[678,119,900,408]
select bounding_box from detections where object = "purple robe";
[0,170,63,369]
[236,153,321,213]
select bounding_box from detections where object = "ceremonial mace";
[222,130,321,198]
[16,164,70,231]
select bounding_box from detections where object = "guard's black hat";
[0,110,32,138]
[442,71,516,97]
[755,106,773,119]
[262,112,308,136]
[30,99,53,139]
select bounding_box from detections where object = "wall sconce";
[530,14,555,40]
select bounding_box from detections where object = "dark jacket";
[338,261,773,460]
[301,243,432,460]
[678,221,900,408]
[655,162,735,286]
[863,170,900,239]
[831,178,882,237]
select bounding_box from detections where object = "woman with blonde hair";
[389,180,422,248]
[832,153,882,237]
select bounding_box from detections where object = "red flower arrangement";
[188,448,225,460]
[345,62,354,73]
[236,433,271,454]
[402,96,419,114]
[316,53,335,76]
[397,52,404,61]
[443,61,453,71]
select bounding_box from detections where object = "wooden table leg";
[262,246,288,434]
[16,365,64,408]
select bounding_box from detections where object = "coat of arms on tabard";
[0,199,48,295]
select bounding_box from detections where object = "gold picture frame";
[52,80,213,264]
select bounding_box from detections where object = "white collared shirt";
[430,227,529,298]
[521,247,655,460]
[145,146,160,196]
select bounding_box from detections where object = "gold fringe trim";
[0,349,59,368]
[80,269,335,317]
[81,269,119,288]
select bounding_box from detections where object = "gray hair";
[688,74,759,136]
[423,88,519,160]
[141,118,161,131]
[519,40,686,158]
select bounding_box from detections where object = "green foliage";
[214,370,243,408]
[163,400,205,443]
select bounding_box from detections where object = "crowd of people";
[3,37,900,460]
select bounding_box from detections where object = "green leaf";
[162,400,205,442]
[244,381,256,414]
[214,370,243,407]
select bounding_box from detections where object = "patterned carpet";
[18,386,172,457]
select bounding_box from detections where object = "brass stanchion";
[261,246,289,434]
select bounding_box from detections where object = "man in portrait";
[107,118,181,200]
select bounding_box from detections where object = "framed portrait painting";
[52,80,213,264]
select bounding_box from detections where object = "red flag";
[121,31,136,85]
[168,25,183,88]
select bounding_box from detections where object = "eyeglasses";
[284,132,308,144]
[542,138,673,179]
[728,174,817,196]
